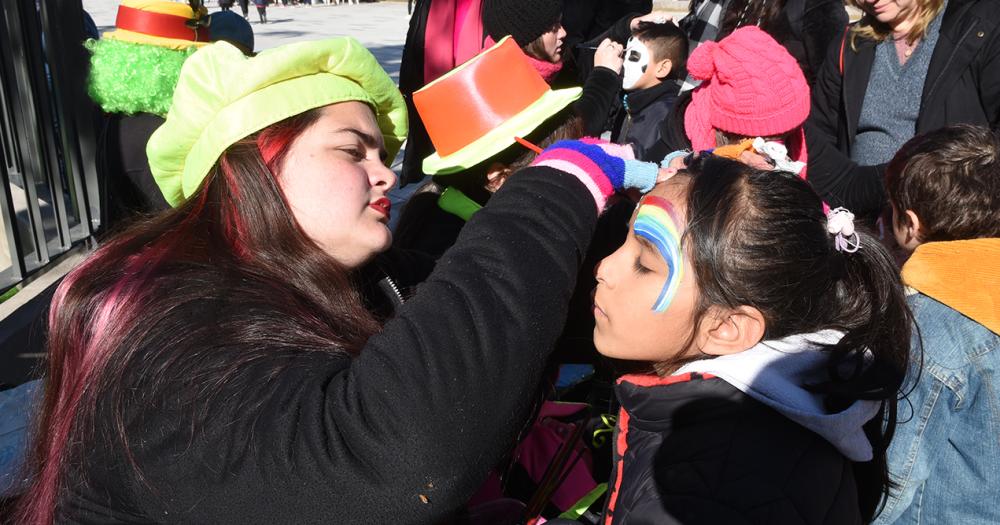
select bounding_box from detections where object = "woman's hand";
[630,11,673,30]
[737,150,776,170]
[594,38,624,74]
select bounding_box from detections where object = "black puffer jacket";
[603,373,865,524]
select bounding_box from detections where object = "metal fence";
[0,0,101,295]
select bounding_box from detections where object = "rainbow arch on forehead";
[633,196,684,312]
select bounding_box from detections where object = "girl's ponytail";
[822,229,913,521]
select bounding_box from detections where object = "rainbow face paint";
[633,196,684,313]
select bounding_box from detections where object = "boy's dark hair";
[680,155,913,522]
[632,21,688,80]
[886,124,1000,242]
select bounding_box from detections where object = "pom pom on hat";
[483,0,564,47]
[685,40,717,81]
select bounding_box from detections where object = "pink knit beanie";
[684,26,810,172]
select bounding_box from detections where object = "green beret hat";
[147,37,408,207]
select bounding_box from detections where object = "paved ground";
[83,1,413,79]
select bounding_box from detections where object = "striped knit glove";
[530,138,659,212]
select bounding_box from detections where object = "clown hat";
[104,0,211,50]
[415,37,581,175]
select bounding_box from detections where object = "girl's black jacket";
[58,168,599,523]
[603,373,867,524]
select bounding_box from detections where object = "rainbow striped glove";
[530,138,658,211]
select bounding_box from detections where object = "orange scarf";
[901,238,1000,335]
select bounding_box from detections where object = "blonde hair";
[847,0,945,48]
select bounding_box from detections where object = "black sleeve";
[606,12,640,44]
[800,0,849,84]
[804,34,887,221]
[572,13,643,85]
[398,0,431,96]
[150,168,601,523]
[576,66,622,136]
[594,2,651,42]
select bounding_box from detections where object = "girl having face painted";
[592,154,914,524]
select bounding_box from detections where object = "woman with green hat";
[17,38,658,523]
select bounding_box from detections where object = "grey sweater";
[852,7,946,165]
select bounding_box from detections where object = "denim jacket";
[874,292,1000,524]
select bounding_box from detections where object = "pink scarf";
[483,36,563,84]
[423,0,485,84]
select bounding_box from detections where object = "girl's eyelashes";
[633,256,651,275]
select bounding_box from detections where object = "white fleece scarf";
[674,330,880,461]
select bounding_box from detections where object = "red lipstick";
[370,197,391,217]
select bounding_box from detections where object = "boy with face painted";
[580,22,688,162]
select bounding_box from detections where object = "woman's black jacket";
[806,0,1000,220]
[58,168,600,523]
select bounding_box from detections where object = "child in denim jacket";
[875,124,1000,524]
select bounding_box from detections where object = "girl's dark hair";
[18,109,380,524]
[681,155,912,521]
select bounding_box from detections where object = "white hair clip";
[826,207,861,253]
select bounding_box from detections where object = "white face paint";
[622,37,651,91]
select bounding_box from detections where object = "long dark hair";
[18,109,380,523]
[681,156,912,521]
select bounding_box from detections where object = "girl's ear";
[694,305,766,356]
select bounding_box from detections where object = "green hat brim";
[422,86,582,175]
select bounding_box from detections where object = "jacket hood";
[674,330,880,461]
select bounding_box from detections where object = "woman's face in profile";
[277,101,396,268]
[539,21,567,63]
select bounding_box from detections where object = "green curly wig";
[85,38,197,116]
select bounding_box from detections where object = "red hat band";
[115,4,210,42]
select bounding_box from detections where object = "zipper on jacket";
[381,275,405,306]
[620,94,633,142]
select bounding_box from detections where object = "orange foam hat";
[414,36,581,175]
